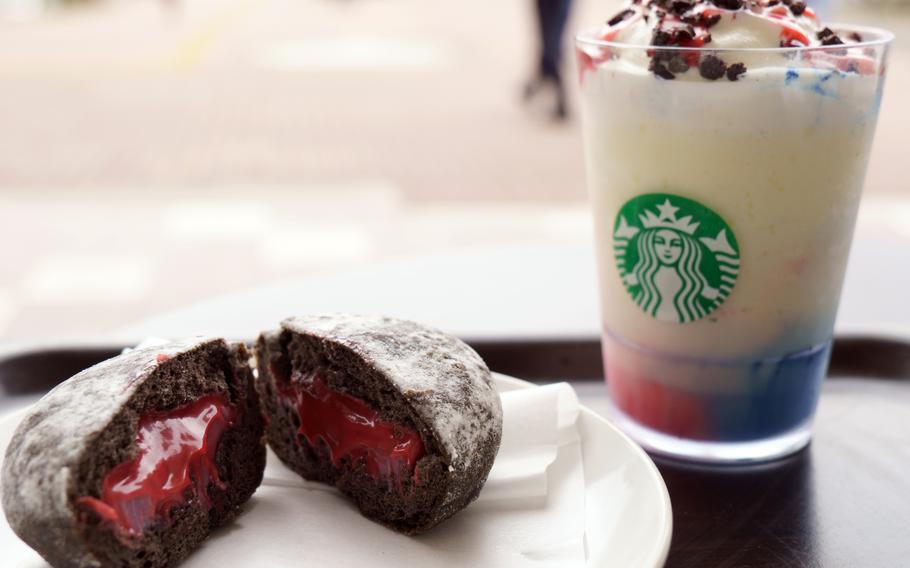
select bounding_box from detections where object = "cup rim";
[575,22,894,54]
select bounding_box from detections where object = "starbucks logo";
[614,193,740,323]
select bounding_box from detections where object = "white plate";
[0,374,672,568]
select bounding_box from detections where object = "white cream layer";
[582,63,883,359]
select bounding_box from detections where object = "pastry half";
[255,314,503,534]
[2,338,265,568]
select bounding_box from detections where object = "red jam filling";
[77,394,236,537]
[278,372,426,483]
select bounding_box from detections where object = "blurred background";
[0,0,907,341]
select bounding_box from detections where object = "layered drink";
[576,0,892,461]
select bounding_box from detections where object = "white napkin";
[0,382,587,568]
[478,383,581,502]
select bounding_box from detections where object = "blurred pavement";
[0,0,908,340]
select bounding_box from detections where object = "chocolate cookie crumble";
[668,55,691,73]
[711,0,743,10]
[726,62,748,81]
[818,27,845,46]
[669,0,694,15]
[650,58,677,79]
[699,55,728,80]
[608,9,636,27]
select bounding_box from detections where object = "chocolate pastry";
[2,338,265,568]
[255,314,503,535]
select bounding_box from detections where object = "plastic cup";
[576,25,893,463]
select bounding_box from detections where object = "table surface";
[105,238,910,344]
[5,240,910,567]
[1,339,908,567]
[477,338,910,568]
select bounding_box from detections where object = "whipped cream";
[587,0,866,80]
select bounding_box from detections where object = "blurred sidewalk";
[0,0,903,198]
[0,0,908,340]
[0,0,590,200]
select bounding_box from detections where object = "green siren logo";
[614,193,740,323]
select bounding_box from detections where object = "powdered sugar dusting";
[1,337,222,568]
[281,315,503,472]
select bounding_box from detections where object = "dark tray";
[1,337,908,567]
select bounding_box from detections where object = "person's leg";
[525,0,550,100]
[552,0,572,58]
[545,0,573,118]
[540,0,560,81]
